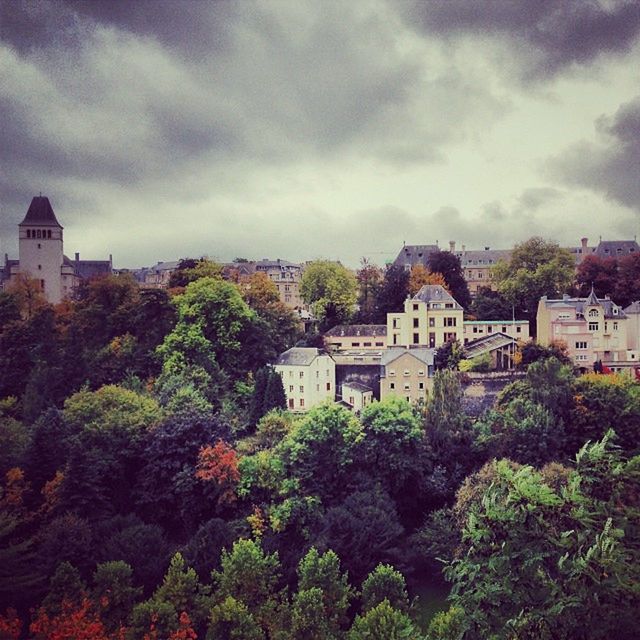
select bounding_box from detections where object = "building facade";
[274,347,335,412]
[380,348,434,403]
[537,290,628,368]
[387,285,464,348]
[324,324,387,351]
[463,320,529,344]
[4,196,112,304]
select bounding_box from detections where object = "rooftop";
[324,324,387,337]
[381,347,434,367]
[19,196,62,227]
[412,284,462,309]
[275,347,330,366]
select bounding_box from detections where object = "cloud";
[549,96,640,210]
[402,0,640,81]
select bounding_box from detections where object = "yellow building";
[380,348,435,403]
[387,285,463,348]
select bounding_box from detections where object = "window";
[288,398,294,409]
[418,370,424,376]
[589,322,599,331]
[375,342,384,346]
[413,332,419,344]
[299,386,304,393]
[473,326,478,333]
[502,326,507,333]
[393,334,398,345]
[589,309,598,317]
[419,382,424,390]
[40,279,45,290]
[444,317,456,327]
[403,369,410,376]
[38,264,42,270]
[487,325,493,333]
[390,382,395,390]
[316,371,319,378]
[445,303,453,308]
[38,243,41,249]
[404,383,410,391]
[613,322,618,330]
[429,333,436,348]
[413,303,419,311]
[27,230,31,238]
[429,317,435,327]
[388,369,395,376]
[316,384,319,391]
[289,385,294,392]
[575,341,588,349]
[413,318,419,328]
[326,382,331,391]
[351,342,360,347]
[516,326,521,333]
[326,370,330,377]
[299,399,304,408]
[36,229,42,239]
[47,230,51,238]
[364,342,371,346]
[289,371,293,378]
[444,332,456,342]
[349,396,354,405]
[299,371,304,378]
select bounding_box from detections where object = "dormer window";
[588,309,599,317]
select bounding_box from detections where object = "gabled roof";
[19,196,62,227]
[464,332,516,359]
[585,286,599,306]
[624,301,640,315]
[324,324,387,337]
[455,249,511,266]
[540,294,627,320]
[275,347,330,366]
[412,284,462,309]
[381,347,434,367]
[342,381,372,393]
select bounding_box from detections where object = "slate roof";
[381,347,434,368]
[464,332,516,359]
[594,240,640,257]
[624,301,640,315]
[342,381,372,393]
[412,284,463,309]
[62,255,112,279]
[541,293,626,320]
[393,244,439,269]
[255,259,301,269]
[455,249,511,266]
[324,324,387,337]
[275,347,330,366]
[19,196,62,227]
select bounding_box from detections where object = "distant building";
[274,347,335,412]
[380,347,434,403]
[133,260,180,288]
[340,380,374,413]
[324,324,387,351]
[3,196,112,304]
[392,243,440,270]
[463,320,529,344]
[537,289,628,369]
[593,239,640,258]
[452,243,511,295]
[387,285,464,348]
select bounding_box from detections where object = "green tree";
[354,258,383,324]
[249,368,270,427]
[297,548,353,634]
[443,433,640,639]
[433,339,463,371]
[469,287,513,320]
[301,261,357,330]
[373,265,410,322]
[41,562,87,616]
[262,369,287,417]
[290,587,335,640]
[169,258,224,288]
[361,564,409,613]
[92,561,141,632]
[427,251,471,309]
[348,599,421,639]
[493,237,574,333]
[207,595,264,640]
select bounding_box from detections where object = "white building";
[463,320,529,344]
[274,347,335,412]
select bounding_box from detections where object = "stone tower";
[18,196,64,304]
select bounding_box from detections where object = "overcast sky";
[1,0,639,268]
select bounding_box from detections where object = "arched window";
[588,309,598,317]
[36,229,42,239]
[47,229,52,238]
[27,230,31,238]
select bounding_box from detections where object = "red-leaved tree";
[195,440,240,505]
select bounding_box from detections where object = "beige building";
[452,243,511,295]
[274,347,335,412]
[537,290,628,369]
[254,259,304,309]
[388,285,463,349]
[624,302,640,351]
[463,320,529,344]
[380,348,434,403]
[324,324,387,351]
[4,196,111,304]
[340,381,374,413]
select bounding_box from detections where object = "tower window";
[27,230,31,238]
[38,265,42,270]
[47,230,52,238]
[36,229,42,239]
[38,244,41,249]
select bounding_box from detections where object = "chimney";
[449,240,456,253]
[485,246,490,251]
[109,254,113,266]
[75,252,80,262]
[462,244,466,253]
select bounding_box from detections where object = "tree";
[576,255,618,298]
[354,259,383,324]
[92,561,141,633]
[427,251,471,309]
[348,599,421,639]
[208,595,264,640]
[297,548,353,634]
[262,368,287,416]
[443,434,640,639]
[433,339,463,371]
[30,598,110,640]
[5,273,49,320]
[373,265,410,322]
[615,253,640,307]
[290,587,334,640]
[196,440,241,506]
[168,258,223,288]
[360,564,409,613]
[301,261,357,330]
[493,237,574,333]
[408,265,447,296]
[249,368,270,427]
[469,287,513,321]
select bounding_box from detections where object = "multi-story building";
[537,289,628,369]
[254,259,304,308]
[392,243,440,270]
[324,324,387,351]
[463,320,529,344]
[451,242,511,295]
[132,260,180,288]
[380,347,435,403]
[3,196,112,304]
[387,285,464,348]
[274,347,335,412]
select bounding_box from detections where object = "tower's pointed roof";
[585,285,599,306]
[19,196,62,227]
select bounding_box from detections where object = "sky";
[1,0,639,269]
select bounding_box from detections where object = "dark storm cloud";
[550,96,640,211]
[403,0,640,79]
